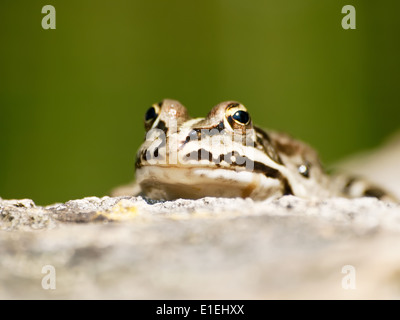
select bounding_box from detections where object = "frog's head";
[134,99,291,200]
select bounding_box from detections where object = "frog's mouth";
[135,165,286,200]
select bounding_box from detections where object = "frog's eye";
[144,103,161,130]
[145,106,157,122]
[232,110,250,125]
[225,102,251,130]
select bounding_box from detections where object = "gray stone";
[1,194,400,299]
[1,132,400,299]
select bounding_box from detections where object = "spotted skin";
[113,99,397,202]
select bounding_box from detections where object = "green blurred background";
[0,0,399,205]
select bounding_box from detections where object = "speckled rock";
[1,131,400,299]
[1,194,400,299]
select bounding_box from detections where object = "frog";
[112,99,396,202]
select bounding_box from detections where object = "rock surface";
[1,131,400,300]
[1,194,400,299]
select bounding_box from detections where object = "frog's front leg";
[111,181,142,197]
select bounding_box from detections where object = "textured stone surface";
[1,131,400,299]
[1,195,400,299]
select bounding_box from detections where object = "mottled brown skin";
[113,99,397,202]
